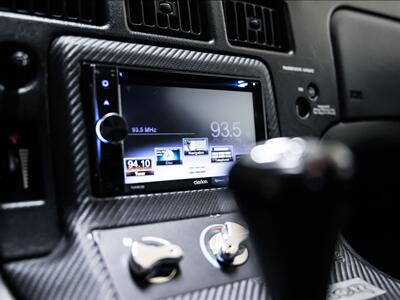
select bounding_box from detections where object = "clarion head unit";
[83,64,266,196]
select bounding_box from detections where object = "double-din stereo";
[83,64,266,196]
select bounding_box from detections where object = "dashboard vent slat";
[224,0,291,52]
[126,0,207,40]
[0,0,105,25]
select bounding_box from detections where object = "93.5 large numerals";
[210,121,242,138]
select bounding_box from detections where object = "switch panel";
[92,213,262,300]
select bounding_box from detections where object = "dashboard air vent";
[224,0,291,51]
[126,0,207,40]
[0,0,105,25]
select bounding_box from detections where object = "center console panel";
[49,36,280,204]
[0,35,388,300]
[1,36,278,299]
[94,213,262,300]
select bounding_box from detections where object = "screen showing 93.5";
[120,83,259,191]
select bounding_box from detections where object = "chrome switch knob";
[208,222,249,267]
[129,237,183,284]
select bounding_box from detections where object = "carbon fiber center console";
[2,36,400,300]
[93,214,262,300]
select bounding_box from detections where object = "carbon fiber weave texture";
[160,239,400,300]
[330,239,400,299]
[3,36,400,300]
[3,36,278,300]
[49,35,281,207]
[163,277,268,300]
[4,189,237,300]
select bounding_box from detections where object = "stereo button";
[307,83,319,101]
[96,113,128,144]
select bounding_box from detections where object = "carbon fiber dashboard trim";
[3,36,276,300]
[4,204,400,300]
[330,238,400,300]
[4,189,237,300]
[2,36,400,300]
[163,277,268,300]
[48,35,280,207]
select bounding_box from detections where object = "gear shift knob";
[229,138,353,300]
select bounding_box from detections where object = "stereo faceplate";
[84,65,267,196]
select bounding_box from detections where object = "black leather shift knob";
[229,138,353,300]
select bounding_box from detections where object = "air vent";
[126,0,207,40]
[224,0,291,51]
[0,0,105,25]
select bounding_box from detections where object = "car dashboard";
[1,1,400,300]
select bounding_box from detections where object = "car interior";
[1,1,400,299]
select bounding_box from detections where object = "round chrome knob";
[95,113,128,144]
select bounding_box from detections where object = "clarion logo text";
[193,179,209,185]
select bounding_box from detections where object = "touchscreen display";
[119,75,263,192]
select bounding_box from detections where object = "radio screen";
[119,74,264,192]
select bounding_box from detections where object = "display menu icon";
[125,158,154,177]
[211,146,234,163]
[155,148,183,166]
[183,138,209,156]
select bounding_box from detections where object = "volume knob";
[96,113,128,144]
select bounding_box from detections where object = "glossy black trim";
[84,64,266,196]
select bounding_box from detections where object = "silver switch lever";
[129,238,183,284]
[208,222,249,266]
[218,222,249,262]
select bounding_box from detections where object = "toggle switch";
[201,222,249,268]
[129,237,183,284]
